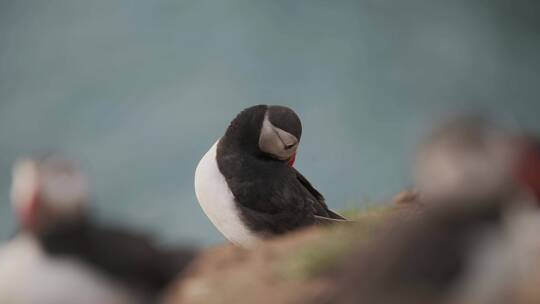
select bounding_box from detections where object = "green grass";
[282,204,391,280]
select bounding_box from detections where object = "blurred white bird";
[0,156,196,304]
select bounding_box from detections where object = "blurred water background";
[0,0,538,245]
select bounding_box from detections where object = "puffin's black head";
[223,105,302,165]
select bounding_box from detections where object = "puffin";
[0,156,197,304]
[195,105,346,247]
[415,115,523,203]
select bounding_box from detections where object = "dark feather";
[294,168,347,220]
[36,216,197,296]
[314,215,350,225]
[217,108,347,236]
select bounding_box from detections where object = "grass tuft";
[282,204,391,280]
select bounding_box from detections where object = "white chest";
[194,140,259,247]
[0,235,141,304]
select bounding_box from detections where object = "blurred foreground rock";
[163,204,412,304]
[164,228,330,304]
[163,197,540,304]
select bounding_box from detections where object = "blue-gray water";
[0,0,539,245]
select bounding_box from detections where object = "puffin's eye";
[259,112,299,160]
[284,143,296,150]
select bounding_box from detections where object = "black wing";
[37,217,197,296]
[293,168,347,221]
[234,167,349,234]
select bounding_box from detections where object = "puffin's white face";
[39,158,89,211]
[415,120,518,202]
[10,157,88,228]
[258,112,299,163]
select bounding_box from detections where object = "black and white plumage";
[195,105,346,247]
[0,156,196,304]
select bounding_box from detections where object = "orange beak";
[516,142,540,203]
[288,153,297,167]
[18,194,39,231]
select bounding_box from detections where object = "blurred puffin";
[312,116,540,304]
[415,114,540,208]
[195,105,346,247]
[0,156,196,304]
[415,115,525,202]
